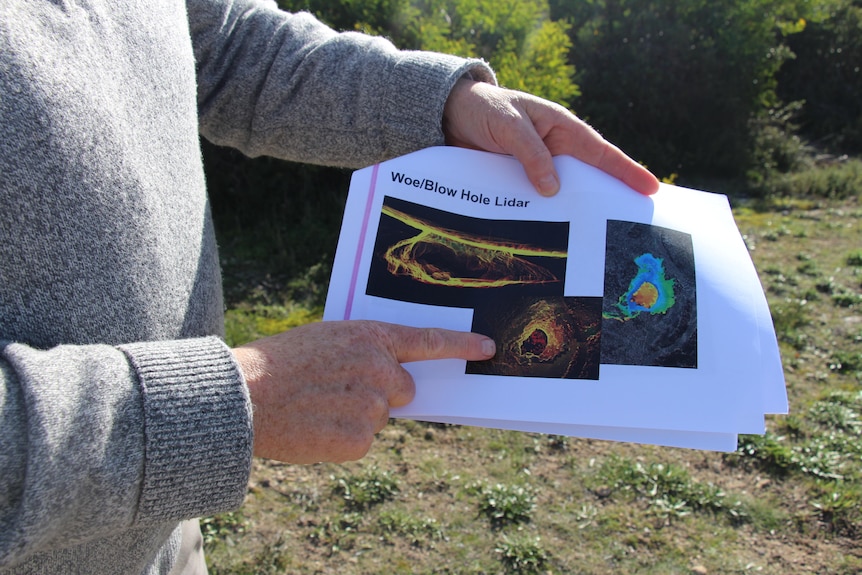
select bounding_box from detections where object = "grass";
[208,178,862,573]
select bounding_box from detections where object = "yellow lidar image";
[380,204,567,289]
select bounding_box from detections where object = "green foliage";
[735,433,796,476]
[550,0,813,179]
[597,457,750,524]
[770,297,811,349]
[830,351,862,378]
[778,0,862,154]
[203,141,349,306]
[224,304,321,347]
[307,513,363,554]
[846,250,862,267]
[736,393,862,482]
[200,512,247,546]
[747,101,813,186]
[469,481,537,529]
[811,484,862,538]
[754,158,862,198]
[279,0,579,107]
[495,535,550,574]
[331,466,400,511]
[376,509,446,547]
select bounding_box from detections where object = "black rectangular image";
[366,196,569,309]
[601,220,697,368]
[467,296,603,380]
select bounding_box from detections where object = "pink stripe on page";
[343,163,380,320]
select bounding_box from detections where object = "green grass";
[205,180,862,574]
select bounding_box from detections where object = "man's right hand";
[233,320,496,464]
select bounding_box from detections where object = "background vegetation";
[202,0,862,572]
[205,0,861,299]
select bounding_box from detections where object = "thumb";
[513,142,560,197]
[385,325,497,364]
[498,114,560,197]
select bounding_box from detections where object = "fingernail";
[481,338,497,357]
[538,174,559,196]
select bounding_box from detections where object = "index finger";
[385,325,497,364]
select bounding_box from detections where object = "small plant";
[770,298,810,349]
[307,513,363,555]
[376,509,445,547]
[734,433,795,477]
[599,457,750,524]
[809,395,862,434]
[811,485,862,538]
[832,290,861,308]
[331,466,399,511]
[545,434,570,451]
[575,503,599,529]
[815,277,837,295]
[200,511,247,546]
[469,481,537,529]
[847,250,862,267]
[796,259,819,277]
[495,535,550,574]
[756,159,862,199]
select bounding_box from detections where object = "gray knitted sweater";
[0,0,493,572]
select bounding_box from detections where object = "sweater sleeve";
[188,0,496,168]
[0,337,252,567]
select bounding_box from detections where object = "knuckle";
[421,328,449,356]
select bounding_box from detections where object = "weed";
[200,512,247,547]
[377,509,445,547]
[469,482,537,529]
[307,513,363,554]
[829,349,862,380]
[734,433,795,477]
[796,259,819,276]
[331,466,399,511]
[597,457,749,524]
[757,159,862,199]
[495,535,550,574]
[545,434,570,451]
[815,277,837,295]
[847,250,862,267]
[811,485,862,538]
[770,298,810,349]
[832,290,861,308]
[574,503,599,529]
[809,395,862,434]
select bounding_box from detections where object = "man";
[0,0,657,573]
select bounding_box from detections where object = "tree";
[550,0,812,180]
[280,0,579,107]
[778,0,862,154]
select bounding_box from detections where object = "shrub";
[495,535,550,574]
[470,482,537,529]
[755,158,862,199]
[598,457,750,524]
[331,466,400,511]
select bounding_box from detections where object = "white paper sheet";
[324,147,786,451]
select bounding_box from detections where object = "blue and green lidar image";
[601,221,697,369]
[606,252,676,320]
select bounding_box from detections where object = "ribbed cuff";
[118,337,252,523]
[381,51,496,156]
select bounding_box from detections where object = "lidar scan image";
[367,196,569,308]
[601,220,697,368]
[467,296,603,380]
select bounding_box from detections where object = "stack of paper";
[324,147,787,451]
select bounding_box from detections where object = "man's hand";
[443,79,660,197]
[233,320,496,464]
